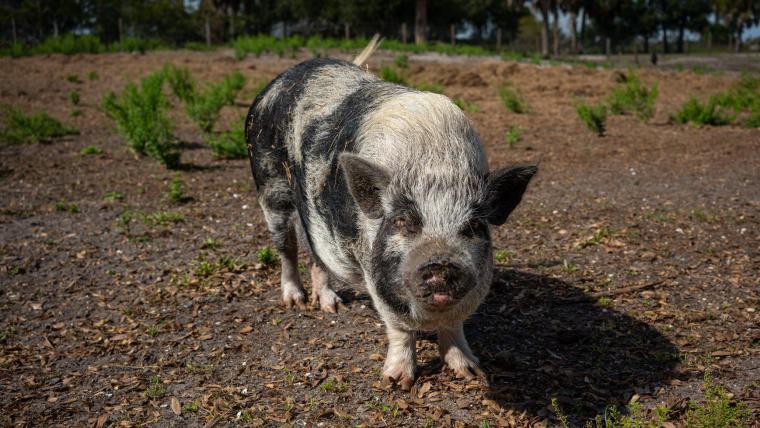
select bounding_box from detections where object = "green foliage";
[34,34,104,55]
[257,246,278,266]
[415,81,446,94]
[505,126,521,148]
[233,35,305,60]
[1,106,78,145]
[142,211,184,226]
[685,370,750,428]
[184,42,215,51]
[575,102,607,136]
[103,71,179,168]
[68,90,80,105]
[67,74,81,83]
[453,98,479,112]
[55,201,80,213]
[87,71,99,81]
[80,145,102,155]
[104,191,125,201]
[673,97,734,126]
[607,72,658,121]
[394,54,409,69]
[207,122,247,159]
[498,86,528,113]
[168,174,186,203]
[183,71,246,133]
[145,376,166,398]
[163,64,195,103]
[379,65,407,85]
[494,249,514,264]
[201,238,220,250]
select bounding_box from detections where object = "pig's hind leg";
[258,184,306,310]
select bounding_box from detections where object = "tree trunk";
[569,10,577,53]
[539,6,550,57]
[496,27,502,51]
[229,6,235,39]
[344,22,350,39]
[12,16,17,44]
[677,24,684,53]
[205,17,211,46]
[53,19,59,38]
[735,28,742,52]
[415,0,427,45]
[551,5,560,56]
[450,24,455,46]
[643,35,649,53]
[401,22,407,44]
[605,37,611,56]
[662,24,668,53]
[579,8,586,53]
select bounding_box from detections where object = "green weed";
[505,126,521,148]
[394,54,409,69]
[685,370,750,428]
[168,174,186,203]
[184,71,246,133]
[256,246,277,266]
[142,211,184,226]
[453,98,479,112]
[163,64,195,103]
[70,109,82,117]
[145,376,166,398]
[207,121,246,159]
[79,145,102,155]
[494,249,514,264]
[103,71,179,168]
[87,71,99,81]
[54,201,80,213]
[183,401,200,412]
[66,74,81,83]
[415,81,446,94]
[498,86,528,113]
[1,106,78,145]
[575,102,607,136]
[673,97,734,126]
[195,260,215,277]
[201,237,220,250]
[607,72,658,121]
[380,65,407,85]
[104,191,125,201]
[68,90,80,105]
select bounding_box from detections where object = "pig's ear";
[339,153,391,219]
[483,165,537,226]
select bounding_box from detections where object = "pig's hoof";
[310,286,343,313]
[451,364,486,381]
[282,283,307,310]
[382,363,416,391]
[445,353,485,380]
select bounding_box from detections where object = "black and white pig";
[245,47,537,389]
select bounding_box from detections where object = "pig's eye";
[393,215,420,235]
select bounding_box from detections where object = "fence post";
[205,17,211,47]
[118,17,124,45]
[402,23,407,44]
[496,27,502,51]
[344,22,350,40]
[450,24,455,46]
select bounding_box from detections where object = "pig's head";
[339,153,536,323]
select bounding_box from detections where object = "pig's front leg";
[438,322,484,380]
[382,325,417,390]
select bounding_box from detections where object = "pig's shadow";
[466,268,680,420]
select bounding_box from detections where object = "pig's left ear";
[483,165,537,226]
[339,153,391,219]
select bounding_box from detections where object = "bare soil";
[1,49,758,427]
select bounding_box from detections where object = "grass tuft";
[207,120,247,159]
[379,65,407,85]
[168,174,186,203]
[80,145,103,155]
[607,72,658,121]
[505,126,521,148]
[673,97,734,126]
[498,86,528,113]
[68,90,81,105]
[256,246,278,266]
[103,71,179,168]
[1,106,78,145]
[685,370,750,428]
[575,102,607,136]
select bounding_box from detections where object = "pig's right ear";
[339,153,391,219]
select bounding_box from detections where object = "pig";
[245,44,537,389]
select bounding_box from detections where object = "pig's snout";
[415,257,472,308]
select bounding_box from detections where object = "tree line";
[2,0,758,55]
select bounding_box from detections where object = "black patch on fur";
[479,165,538,225]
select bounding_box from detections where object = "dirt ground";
[1,49,758,427]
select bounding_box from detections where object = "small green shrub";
[395,54,409,69]
[164,64,195,103]
[168,174,186,203]
[505,126,521,148]
[54,201,80,213]
[34,34,103,55]
[379,65,407,85]
[607,72,658,121]
[575,102,607,136]
[685,370,750,428]
[257,246,278,265]
[70,109,82,118]
[80,145,102,155]
[68,90,80,105]
[673,97,734,126]
[453,98,479,112]
[1,106,78,145]
[207,123,247,159]
[104,191,125,201]
[184,71,246,133]
[66,74,81,83]
[145,376,166,398]
[142,211,184,226]
[415,81,446,94]
[103,71,179,168]
[87,71,99,81]
[498,86,528,113]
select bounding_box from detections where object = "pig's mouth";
[414,269,472,311]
